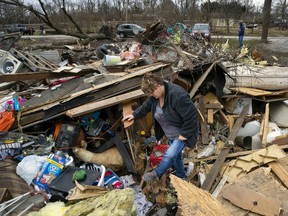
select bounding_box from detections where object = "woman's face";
[149,85,165,99]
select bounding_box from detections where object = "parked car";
[191,23,211,41]
[5,24,35,35]
[246,24,258,29]
[116,24,146,38]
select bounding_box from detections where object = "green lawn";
[213,26,288,37]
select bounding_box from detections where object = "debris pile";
[1,21,288,216]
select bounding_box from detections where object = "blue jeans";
[239,35,244,48]
[155,139,185,179]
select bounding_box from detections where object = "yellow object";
[221,39,229,51]
[140,130,146,136]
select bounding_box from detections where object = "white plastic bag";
[16,155,47,185]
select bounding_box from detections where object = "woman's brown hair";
[141,74,164,94]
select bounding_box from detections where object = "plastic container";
[103,55,121,66]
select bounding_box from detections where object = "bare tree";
[0,0,92,38]
[261,0,272,42]
[175,0,194,22]
[274,0,287,19]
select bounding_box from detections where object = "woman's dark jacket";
[133,82,199,148]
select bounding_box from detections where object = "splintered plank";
[170,175,231,216]
[229,87,273,96]
[201,104,249,191]
[189,61,217,98]
[269,161,288,189]
[222,185,282,216]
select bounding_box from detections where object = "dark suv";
[117,24,146,38]
[191,23,211,41]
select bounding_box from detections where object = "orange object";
[0,111,15,131]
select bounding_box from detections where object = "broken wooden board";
[189,61,217,98]
[229,87,273,97]
[272,134,288,146]
[222,185,282,216]
[66,89,144,117]
[169,175,231,216]
[218,167,288,215]
[223,144,286,182]
[269,161,288,189]
[201,104,249,192]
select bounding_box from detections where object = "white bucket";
[103,55,121,66]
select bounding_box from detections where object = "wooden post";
[262,103,270,147]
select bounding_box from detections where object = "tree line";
[0,0,286,42]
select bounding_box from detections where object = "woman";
[122,74,199,181]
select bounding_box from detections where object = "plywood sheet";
[218,167,288,216]
[222,185,282,216]
[170,175,231,216]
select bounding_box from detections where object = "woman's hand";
[122,114,135,122]
[178,135,187,141]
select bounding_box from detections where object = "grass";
[213,26,288,37]
[211,38,258,50]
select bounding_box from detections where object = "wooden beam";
[262,103,270,147]
[122,102,134,129]
[189,61,217,98]
[66,89,144,117]
[201,104,249,192]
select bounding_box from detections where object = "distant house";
[211,18,235,28]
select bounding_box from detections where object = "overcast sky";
[253,0,264,7]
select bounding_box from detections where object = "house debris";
[1,20,288,215]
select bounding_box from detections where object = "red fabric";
[0,111,15,131]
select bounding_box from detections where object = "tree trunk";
[261,0,272,43]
